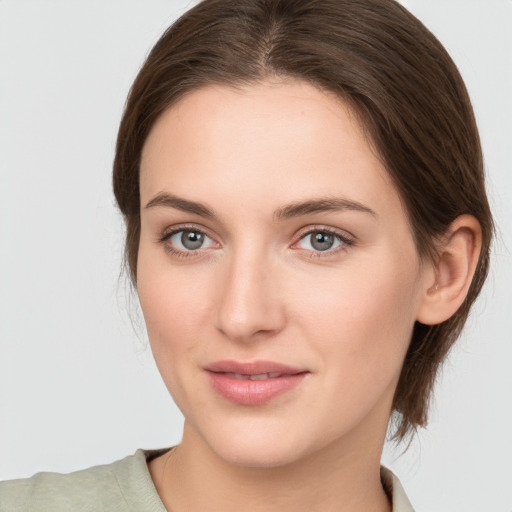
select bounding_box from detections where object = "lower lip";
[206,372,307,405]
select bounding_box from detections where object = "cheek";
[136,243,213,367]
[136,251,218,417]
[292,250,422,387]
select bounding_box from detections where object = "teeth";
[250,373,271,380]
[258,372,282,379]
[224,372,282,380]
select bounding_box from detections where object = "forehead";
[139,79,402,220]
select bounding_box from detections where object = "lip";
[204,360,309,405]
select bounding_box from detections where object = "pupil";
[182,231,204,250]
[312,232,334,251]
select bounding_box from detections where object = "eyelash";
[158,224,355,260]
[158,224,216,260]
[293,226,355,259]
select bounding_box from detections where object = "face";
[138,80,430,468]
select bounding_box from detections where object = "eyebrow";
[273,197,376,221]
[145,192,376,220]
[145,192,215,218]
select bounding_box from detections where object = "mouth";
[222,372,287,380]
[204,360,309,405]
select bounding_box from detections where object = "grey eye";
[297,231,344,252]
[181,231,204,249]
[310,232,335,251]
[170,230,214,251]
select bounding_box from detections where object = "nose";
[214,249,286,342]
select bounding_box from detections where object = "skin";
[136,79,479,512]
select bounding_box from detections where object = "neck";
[150,423,391,512]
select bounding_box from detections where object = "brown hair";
[113,0,493,440]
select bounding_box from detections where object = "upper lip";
[204,360,307,376]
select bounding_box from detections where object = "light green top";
[0,448,414,511]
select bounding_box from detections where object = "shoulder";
[0,449,169,512]
[0,460,120,512]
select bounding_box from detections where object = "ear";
[416,215,482,325]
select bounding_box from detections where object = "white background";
[0,1,511,511]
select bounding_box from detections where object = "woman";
[0,0,496,510]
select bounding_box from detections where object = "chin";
[191,416,327,469]
[211,437,307,469]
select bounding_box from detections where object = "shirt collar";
[381,466,415,512]
[140,449,415,512]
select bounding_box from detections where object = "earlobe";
[416,215,482,325]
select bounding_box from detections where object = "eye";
[166,229,216,251]
[296,229,351,253]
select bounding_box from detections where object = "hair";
[113,0,493,441]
